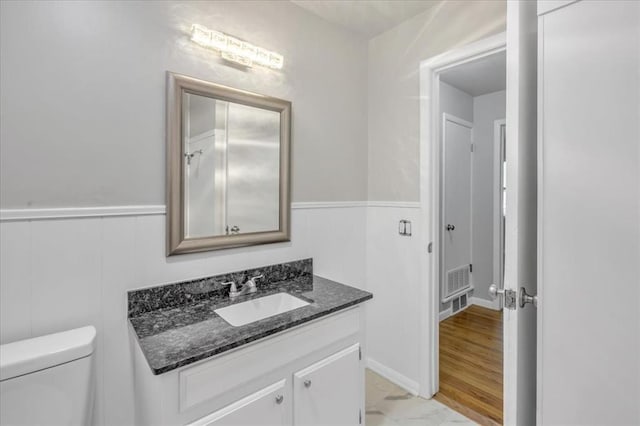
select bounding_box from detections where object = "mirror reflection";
[183,93,280,238]
[166,72,290,255]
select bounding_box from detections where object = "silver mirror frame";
[166,72,291,255]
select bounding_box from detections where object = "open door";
[501,1,538,425]
[537,1,640,424]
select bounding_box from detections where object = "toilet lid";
[0,326,96,381]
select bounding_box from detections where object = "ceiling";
[440,50,507,97]
[291,0,441,38]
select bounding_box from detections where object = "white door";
[538,1,640,424]
[293,344,361,426]
[188,380,289,426]
[442,114,473,300]
[503,1,538,425]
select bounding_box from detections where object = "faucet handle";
[245,275,264,291]
[221,281,238,295]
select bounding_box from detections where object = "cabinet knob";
[304,379,312,388]
[275,394,284,404]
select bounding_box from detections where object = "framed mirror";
[166,72,291,255]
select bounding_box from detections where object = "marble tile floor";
[366,369,476,426]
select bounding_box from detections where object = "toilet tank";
[0,326,96,426]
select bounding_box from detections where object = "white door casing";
[418,32,507,397]
[419,4,539,422]
[538,1,640,424]
[442,114,474,301]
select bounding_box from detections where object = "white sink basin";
[214,292,310,327]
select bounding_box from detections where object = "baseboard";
[439,307,453,322]
[366,358,420,395]
[471,296,501,310]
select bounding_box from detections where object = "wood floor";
[434,305,503,426]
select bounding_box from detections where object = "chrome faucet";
[221,281,239,298]
[221,275,264,299]
[241,274,264,295]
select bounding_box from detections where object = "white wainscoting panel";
[365,205,423,393]
[0,205,366,426]
[0,221,32,343]
[306,207,366,289]
[101,216,137,426]
[30,219,103,337]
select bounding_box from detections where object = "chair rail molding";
[1,201,424,222]
[0,206,167,222]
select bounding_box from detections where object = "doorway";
[430,46,507,425]
[418,6,540,425]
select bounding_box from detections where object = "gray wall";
[471,90,505,303]
[367,1,506,201]
[440,82,474,122]
[0,0,368,208]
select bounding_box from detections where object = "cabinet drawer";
[187,380,289,426]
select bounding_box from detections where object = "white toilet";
[0,326,96,426]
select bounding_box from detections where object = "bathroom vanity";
[128,260,372,426]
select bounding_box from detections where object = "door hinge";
[470,143,474,152]
[358,346,362,361]
[469,263,473,273]
[504,289,517,310]
[359,409,362,424]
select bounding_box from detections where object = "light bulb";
[210,31,228,51]
[190,24,211,46]
[268,52,284,70]
[226,36,243,55]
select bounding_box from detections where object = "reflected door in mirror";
[183,94,280,238]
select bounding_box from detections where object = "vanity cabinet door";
[188,380,289,426]
[293,344,361,426]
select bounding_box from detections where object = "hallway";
[435,305,503,425]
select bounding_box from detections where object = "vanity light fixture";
[190,24,284,70]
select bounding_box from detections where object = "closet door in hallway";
[442,114,473,301]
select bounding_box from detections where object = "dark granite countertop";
[129,275,372,375]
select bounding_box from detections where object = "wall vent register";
[444,264,471,299]
[452,293,468,314]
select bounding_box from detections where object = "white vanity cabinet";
[133,306,366,426]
